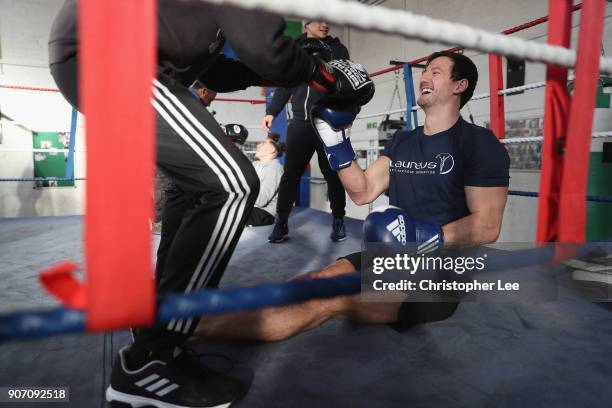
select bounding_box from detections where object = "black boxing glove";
[308,59,375,109]
[301,38,332,62]
[225,124,248,145]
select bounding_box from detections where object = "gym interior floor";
[1,207,612,407]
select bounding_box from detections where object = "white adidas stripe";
[154,107,248,335]
[135,374,160,387]
[386,219,400,233]
[419,235,439,248]
[151,123,244,335]
[145,378,170,392]
[184,197,253,333]
[418,238,439,251]
[133,374,179,397]
[152,81,250,334]
[159,128,248,294]
[303,87,310,120]
[156,383,180,397]
[152,94,240,333]
[417,238,440,254]
[391,226,402,238]
[154,82,250,291]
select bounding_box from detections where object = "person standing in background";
[263,20,350,243]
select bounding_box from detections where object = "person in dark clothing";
[263,20,351,244]
[48,1,373,407]
[154,82,217,235]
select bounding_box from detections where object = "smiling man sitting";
[194,51,510,341]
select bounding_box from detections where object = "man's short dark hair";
[425,51,478,109]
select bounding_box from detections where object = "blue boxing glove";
[363,205,444,254]
[311,106,359,171]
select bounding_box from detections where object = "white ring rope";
[499,81,548,95]
[468,92,492,102]
[357,107,407,120]
[500,131,612,144]
[351,129,612,151]
[471,81,552,100]
[357,80,551,120]
[499,136,546,144]
[196,0,612,74]
[4,132,608,154]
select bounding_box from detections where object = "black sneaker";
[106,346,245,408]
[330,217,347,242]
[268,222,289,243]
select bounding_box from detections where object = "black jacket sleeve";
[332,42,350,60]
[265,87,293,117]
[198,54,267,92]
[211,6,317,87]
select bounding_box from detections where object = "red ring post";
[81,0,156,330]
[536,0,572,244]
[488,54,505,139]
[558,0,606,243]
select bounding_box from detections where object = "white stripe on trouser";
[152,95,240,333]
[153,84,250,334]
[303,87,310,121]
[152,80,251,334]
[153,81,252,294]
[153,89,247,334]
[154,95,240,331]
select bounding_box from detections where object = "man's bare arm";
[338,156,390,205]
[442,186,508,245]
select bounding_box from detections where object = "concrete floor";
[1,208,612,407]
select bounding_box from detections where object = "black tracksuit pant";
[51,57,259,353]
[276,120,346,222]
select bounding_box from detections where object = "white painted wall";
[0,0,86,217]
[1,0,610,243]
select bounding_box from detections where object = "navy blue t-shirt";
[381,117,510,226]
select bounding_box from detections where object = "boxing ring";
[2,211,612,406]
[1,0,612,405]
[0,0,610,339]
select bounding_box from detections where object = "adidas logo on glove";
[363,205,444,254]
[385,214,407,245]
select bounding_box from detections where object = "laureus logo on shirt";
[435,153,454,175]
[390,153,455,175]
